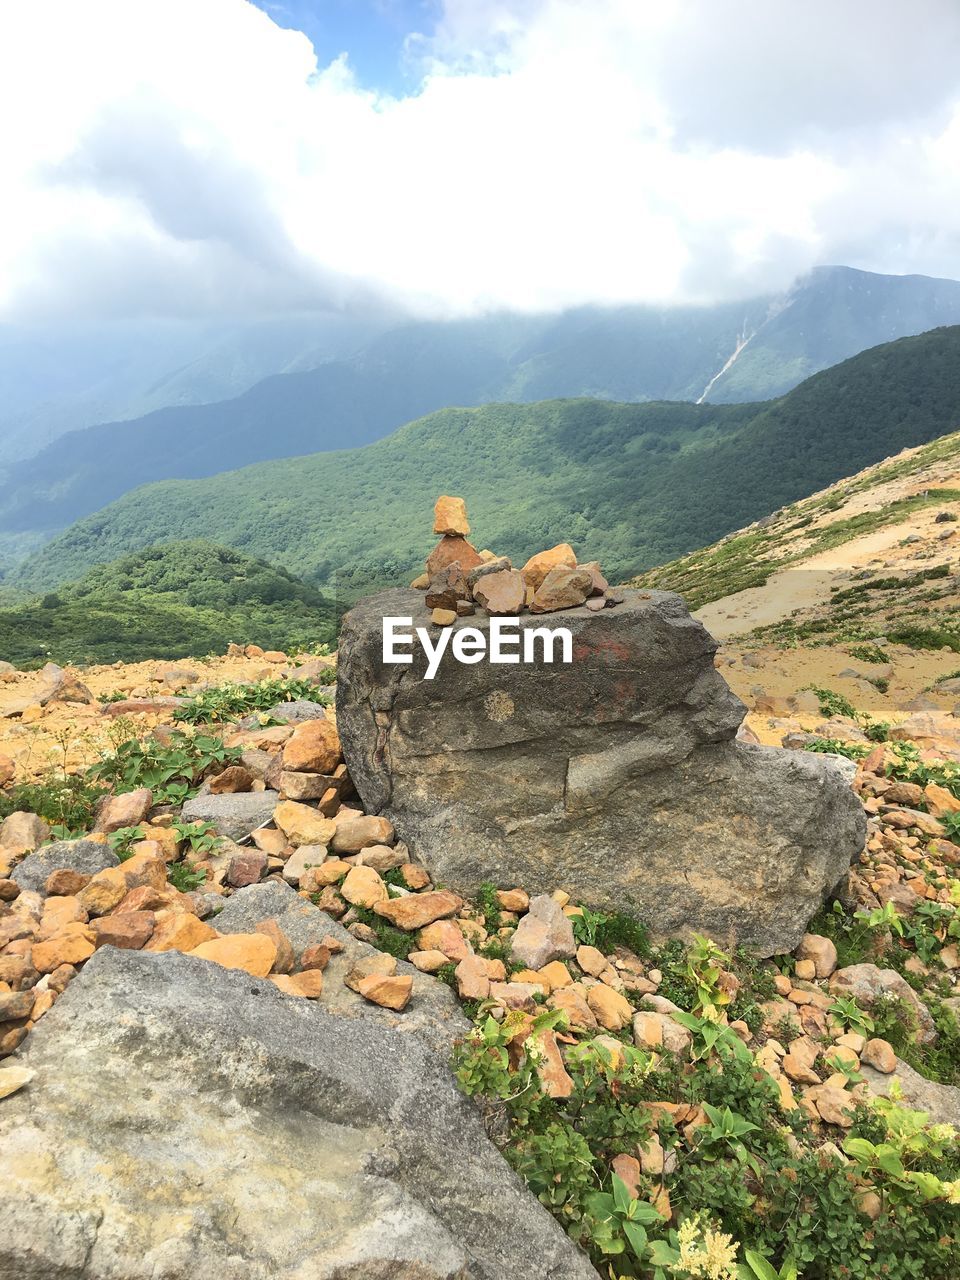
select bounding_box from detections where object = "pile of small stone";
[411,495,623,626]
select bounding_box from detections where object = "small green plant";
[593,911,650,959]
[172,819,221,857]
[173,676,332,724]
[583,1173,665,1265]
[572,903,609,948]
[0,773,108,835]
[685,934,734,1018]
[803,685,857,719]
[854,900,905,937]
[167,862,207,893]
[475,881,501,929]
[738,1250,799,1280]
[802,737,869,761]
[845,644,890,665]
[108,824,146,861]
[90,730,241,804]
[698,1102,762,1176]
[829,993,875,1037]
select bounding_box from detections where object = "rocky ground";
[1,492,959,1277]
[2,636,958,1275]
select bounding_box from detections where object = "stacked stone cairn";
[410,495,624,625]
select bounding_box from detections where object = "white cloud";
[1,0,959,321]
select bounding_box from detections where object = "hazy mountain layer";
[5,267,960,549]
[14,326,960,603]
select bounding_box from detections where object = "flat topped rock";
[180,791,280,841]
[11,839,119,895]
[0,947,595,1280]
[337,588,865,956]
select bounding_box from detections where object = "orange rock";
[94,788,153,835]
[549,986,598,1029]
[208,766,255,795]
[270,969,324,998]
[255,918,295,973]
[91,911,155,950]
[31,988,56,1020]
[356,973,413,1010]
[31,929,95,973]
[38,895,88,939]
[340,865,388,907]
[43,869,89,897]
[189,933,277,977]
[578,561,609,595]
[311,886,346,917]
[344,952,396,992]
[426,536,483,577]
[496,888,529,912]
[331,815,395,853]
[77,871,128,917]
[611,1153,641,1198]
[251,826,289,857]
[144,911,217,954]
[282,720,341,774]
[373,890,462,930]
[400,863,431,890]
[300,859,351,890]
[530,567,593,613]
[862,1037,896,1073]
[536,961,572,992]
[534,1029,574,1098]
[454,954,490,1000]
[407,949,449,973]
[433,496,470,537]
[520,543,576,590]
[586,984,632,1030]
[272,801,336,848]
[472,569,525,615]
[417,919,469,960]
[115,884,193,914]
[925,782,960,817]
[78,851,167,917]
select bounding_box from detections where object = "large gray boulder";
[336,588,865,956]
[212,881,465,1056]
[180,790,280,841]
[862,1057,960,1126]
[0,947,596,1280]
[10,839,119,894]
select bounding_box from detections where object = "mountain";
[632,427,960,652]
[0,313,384,465]
[4,266,960,556]
[14,325,960,602]
[0,541,335,666]
[707,265,960,402]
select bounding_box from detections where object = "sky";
[1,0,960,322]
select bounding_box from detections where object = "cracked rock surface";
[0,946,597,1280]
[337,588,866,956]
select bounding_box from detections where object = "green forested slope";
[6,267,960,549]
[0,541,335,666]
[14,327,960,601]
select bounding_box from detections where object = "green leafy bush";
[173,675,333,723]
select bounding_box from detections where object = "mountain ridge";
[5,266,960,556]
[13,325,960,603]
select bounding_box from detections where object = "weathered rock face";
[0,946,596,1280]
[337,588,865,956]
